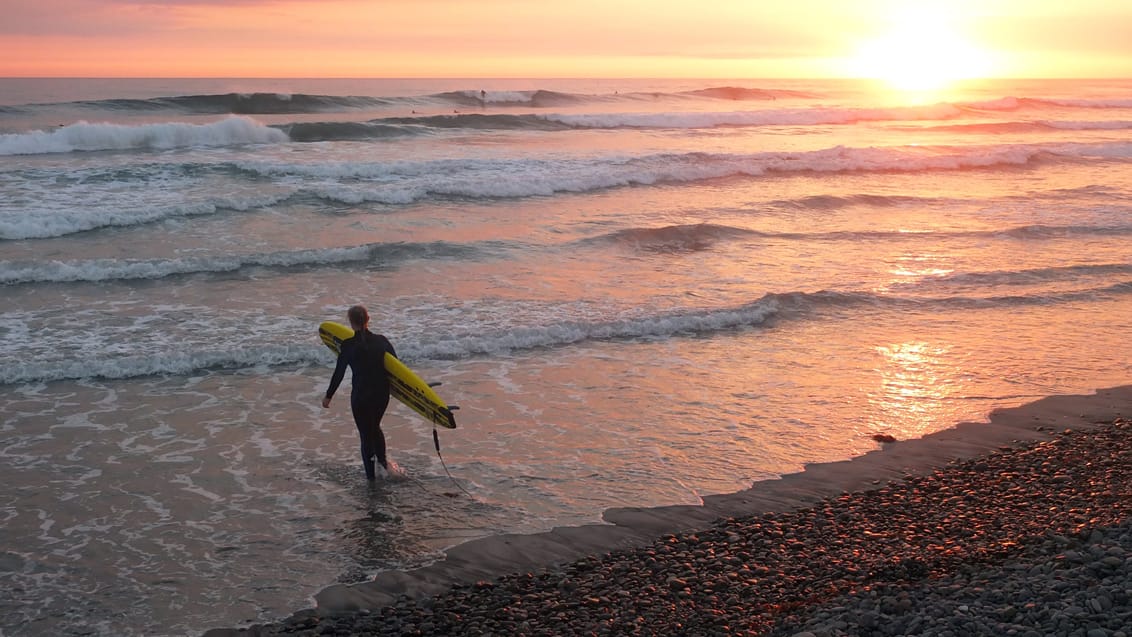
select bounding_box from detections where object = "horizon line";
[3,75,1130,81]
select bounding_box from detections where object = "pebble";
[206,418,1132,637]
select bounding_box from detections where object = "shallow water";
[1,77,1131,636]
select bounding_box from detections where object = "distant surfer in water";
[322,305,397,480]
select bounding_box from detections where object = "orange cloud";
[2,0,1131,77]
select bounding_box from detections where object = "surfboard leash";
[433,427,475,499]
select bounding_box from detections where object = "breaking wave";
[238,140,1131,207]
[80,92,392,114]
[0,116,287,155]
[5,282,1130,385]
[0,240,496,284]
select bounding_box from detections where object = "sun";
[844,7,995,92]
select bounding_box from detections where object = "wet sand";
[204,384,1132,636]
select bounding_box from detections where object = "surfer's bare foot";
[383,460,407,481]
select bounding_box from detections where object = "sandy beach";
[202,384,1132,636]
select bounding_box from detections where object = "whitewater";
[1,77,1130,636]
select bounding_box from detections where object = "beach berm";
[206,386,1132,636]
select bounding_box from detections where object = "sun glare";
[845,8,994,92]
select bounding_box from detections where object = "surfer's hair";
[347,305,369,329]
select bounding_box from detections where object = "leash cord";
[433,428,475,498]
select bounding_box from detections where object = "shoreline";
[204,384,1132,636]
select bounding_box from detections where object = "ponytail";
[347,305,370,344]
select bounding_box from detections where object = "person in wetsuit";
[321,305,397,480]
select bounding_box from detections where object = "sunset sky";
[3,0,1131,79]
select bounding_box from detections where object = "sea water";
[1,77,1130,636]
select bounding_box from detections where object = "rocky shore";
[208,402,1131,637]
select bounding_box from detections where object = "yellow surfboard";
[318,321,457,429]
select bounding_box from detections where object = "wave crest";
[5,281,1131,386]
[966,96,1132,111]
[0,295,785,385]
[234,141,1120,208]
[0,241,492,285]
[680,86,818,100]
[0,116,288,156]
[78,92,389,114]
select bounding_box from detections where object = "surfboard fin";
[428,382,442,387]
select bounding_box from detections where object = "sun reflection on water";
[871,340,959,440]
[877,249,956,294]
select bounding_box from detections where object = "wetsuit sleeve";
[325,344,351,399]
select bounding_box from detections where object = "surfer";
[321,305,397,480]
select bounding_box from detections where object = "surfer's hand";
[321,396,331,408]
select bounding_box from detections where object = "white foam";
[0,116,288,156]
[0,342,323,386]
[545,103,964,129]
[239,141,1114,207]
[381,460,408,481]
[481,90,534,104]
[56,413,105,430]
[0,244,377,284]
[0,188,294,240]
[414,299,782,360]
[6,135,1108,241]
[249,429,283,458]
[171,475,224,503]
[0,299,783,385]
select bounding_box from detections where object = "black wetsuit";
[325,329,396,480]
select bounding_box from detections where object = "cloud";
[3,0,174,37]
[5,0,1130,77]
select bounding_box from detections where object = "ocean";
[1,77,1130,636]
